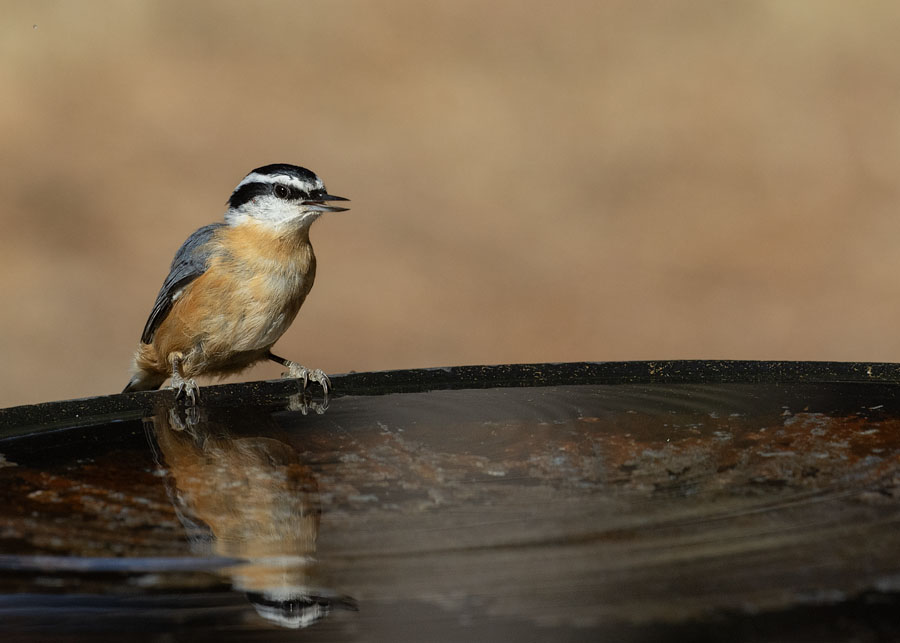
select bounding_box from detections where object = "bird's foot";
[282,362,331,395]
[170,372,200,405]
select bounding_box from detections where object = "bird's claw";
[170,373,200,405]
[283,363,331,395]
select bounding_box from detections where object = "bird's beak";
[305,194,350,213]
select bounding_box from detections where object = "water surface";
[1,367,899,640]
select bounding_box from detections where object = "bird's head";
[225,163,349,231]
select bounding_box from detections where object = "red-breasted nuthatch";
[123,163,348,401]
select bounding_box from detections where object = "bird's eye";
[274,184,290,199]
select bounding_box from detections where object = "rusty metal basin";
[0,361,899,641]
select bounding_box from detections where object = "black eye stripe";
[228,182,270,209]
[277,184,311,200]
[229,181,314,209]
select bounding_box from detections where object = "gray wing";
[140,223,226,344]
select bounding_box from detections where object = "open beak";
[305,194,350,213]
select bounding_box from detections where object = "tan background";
[2,1,900,408]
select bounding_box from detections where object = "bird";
[123,163,348,402]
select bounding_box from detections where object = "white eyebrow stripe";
[234,172,323,194]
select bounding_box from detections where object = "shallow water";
[1,373,900,640]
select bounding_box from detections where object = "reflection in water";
[144,401,356,629]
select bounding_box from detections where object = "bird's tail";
[123,370,167,394]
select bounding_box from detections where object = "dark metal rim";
[3,360,900,434]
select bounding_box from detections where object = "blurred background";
[2,1,900,407]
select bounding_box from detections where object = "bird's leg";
[267,351,331,395]
[169,352,200,405]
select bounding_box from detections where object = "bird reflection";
[144,399,356,629]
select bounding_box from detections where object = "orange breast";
[148,221,316,377]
